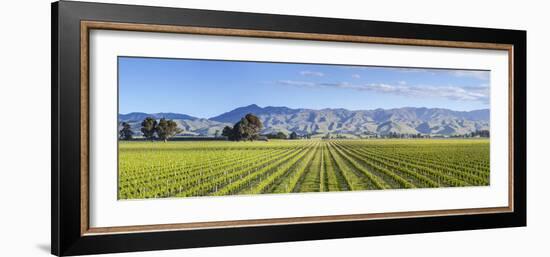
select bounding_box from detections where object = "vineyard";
[118,139,490,199]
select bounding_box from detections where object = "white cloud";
[277,80,317,87]
[351,74,361,79]
[388,68,490,80]
[342,66,490,80]
[448,70,490,80]
[299,70,324,77]
[277,80,489,103]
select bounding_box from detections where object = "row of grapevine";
[118,139,491,199]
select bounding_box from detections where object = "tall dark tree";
[244,113,262,131]
[222,126,234,140]
[289,131,298,140]
[244,113,263,140]
[223,113,263,141]
[231,119,248,141]
[141,117,157,141]
[156,118,182,142]
[232,113,263,141]
[119,122,134,140]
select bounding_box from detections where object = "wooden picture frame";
[52,1,526,256]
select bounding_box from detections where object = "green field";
[118,139,490,199]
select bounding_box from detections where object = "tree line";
[356,130,491,139]
[119,117,181,142]
[119,113,317,142]
[263,131,303,140]
[221,114,310,141]
[469,130,490,138]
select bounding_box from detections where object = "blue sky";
[119,57,490,118]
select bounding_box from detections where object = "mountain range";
[118,104,489,137]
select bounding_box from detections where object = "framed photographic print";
[51,1,526,256]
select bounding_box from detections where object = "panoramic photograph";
[117,57,490,200]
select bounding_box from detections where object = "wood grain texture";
[79,20,515,236]
[82,21,513,50]
[84,206,512,235]
[80,22,90,236]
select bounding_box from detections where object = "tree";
[156,118,182,142]
[222,126,234,140]
[243,113,263,140]
[265,132,288,139]
[276,132,287,139]
[214,130,220,138]
[232,119,248,141]
[119,122,134,140]
[231,113,263,141]
[141,117,157,141]
[289,131,298,140]
[470,130,490,138]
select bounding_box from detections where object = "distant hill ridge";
[118,112,198,121]
[119,105,489,136]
